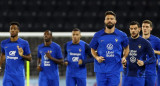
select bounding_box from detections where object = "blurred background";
[0,0,160,86]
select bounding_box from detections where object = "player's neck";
[105,26,115,34]
[142,34,150,39]
[72,40,80,44]
[10,36,18,42]
[131,34,140,39]
[44,41,52,46]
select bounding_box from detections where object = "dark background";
[0,0,160,36]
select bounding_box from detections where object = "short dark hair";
[142,20,153,27]
[10,22,20,27]
[72,28,81,32]
[105,11,116,18]
[44,30,52,36]
[129,21,140,27]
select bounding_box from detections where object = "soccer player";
[37,30,63,86]
[64,28,94,86]
[122,21,155,86]
[89,11,129,86]
[0,22,32,86]
[141,20,160,86]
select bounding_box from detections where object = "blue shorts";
[66,76,86,86]
[39,74,59,86]
[145,75,156,86]
[96,72,120,86]
[122,76,145,86]
[3,74,25,86]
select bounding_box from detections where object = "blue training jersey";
[145,35,160,76]
[90,28,129,73]
[123,37,155,77]
[37,42,63,79]
[64,40,93,78]
[1,38,31,76]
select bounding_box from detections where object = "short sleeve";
[56,45,63,59]
[89,34,99,50]
[23,41,31,55]
[121,34,129,48]
[37,46,41,58]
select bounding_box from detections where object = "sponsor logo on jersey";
[72,57,79,62]
[9,51,16,56]
[44,54,49,60]
[129,50,137,63]
[101,40,104,42]
[70,52,81,56]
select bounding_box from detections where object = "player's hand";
[121,57,127,64]
[17,46,24,57]
[78,59,83,65]
[122,63,127,68]
[95,56,105,63]
[37,66,42,72]
[137,59,144,66]
[64,61,68,66]
[45,51,52,59]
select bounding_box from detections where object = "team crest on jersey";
[115,38,118,42]
[138,44,141,49]
[49,50,52,53]
[79,49,82,52]
[106,43,113,50]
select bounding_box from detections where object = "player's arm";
[122,45,129,63]
[91,48,105,63]
[21,54,32,61]
[121,34,129,64]
[64,43,68,66]
[137,42,156,66]
[154,50,160,55]
[79,44,94,65]
[154,38,160,55]
[37,58,42,72]
[45,51,63,65]
[90,34,105,63]
[17,45,32,61]
[0,53,5,72]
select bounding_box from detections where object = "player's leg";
[3,74,13,86]
[66,76,76,86]
[96,73,107,86]
[39,74,48,86]
[108,72,120,86]
[76,77,86,86]
[122,76,131,86]
[133,77,145,86]
[13,76,25,86]
[145,76,156,86]
[48,77,59,86]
